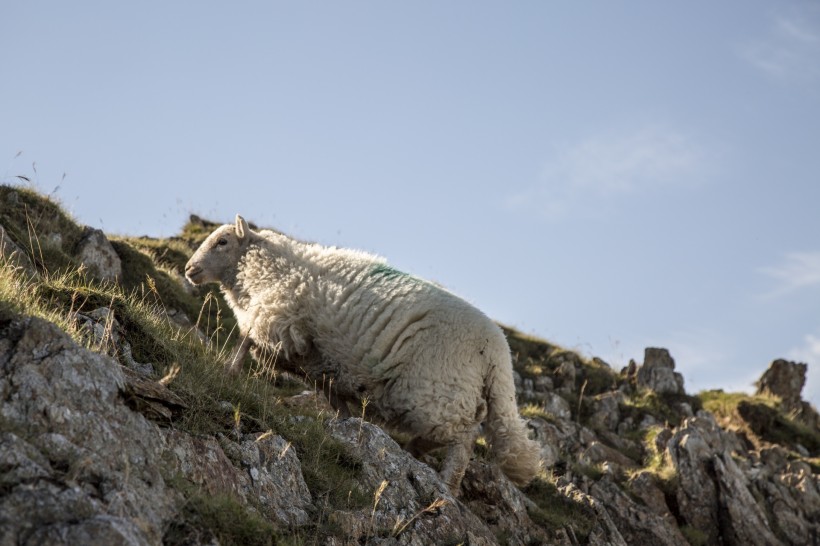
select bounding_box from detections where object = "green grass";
[519,403,560,423]
[680,524,709,546]
[0,185,86,274]
[163,492,280,546]
[699,389,820,455]
[621,388,700,428]
[633,426,677,486]
[502,325,618,397]
[0,184,369,523]
[698,389,776,418]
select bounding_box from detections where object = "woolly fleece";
[185,216,542,492]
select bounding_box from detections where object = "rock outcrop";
[636,347,685,395]
[75,227,122,283]
[1,185,819,545]
[757,358,820,430]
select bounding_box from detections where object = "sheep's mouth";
[185,266,204,285]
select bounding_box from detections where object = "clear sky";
[3,2,820,404]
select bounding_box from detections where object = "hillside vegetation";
[1,184,818,545]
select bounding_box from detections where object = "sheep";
[184,215,542,493]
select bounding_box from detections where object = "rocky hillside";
[1,184,819,545]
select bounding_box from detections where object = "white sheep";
[185,215,541,492]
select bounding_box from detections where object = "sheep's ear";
[235,215,249,241]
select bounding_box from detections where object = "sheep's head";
[185,215,252,286]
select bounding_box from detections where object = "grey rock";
[628,470,674,519]
[637,347,685,395]
[0,315,172,545]
[75,226,122,283]
[461,461,550,545]
[755,359,820,430]
[533,375,554,392]
[0,314,314,544]
[324,418,497,545]
[561,482,628,546]
[590,476,688,546]
[542,391,573,420]
[528,418,571,468]
[666,416,723,542]
[235,433,312,527]
[713,451,782,546]
[587,391,623,432]
[756,359,806,407]
[74,307,153,375]
[580,441,638,472]
[666,413,798,546]
[555,359,577,393]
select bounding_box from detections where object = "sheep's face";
[185,215,251,286]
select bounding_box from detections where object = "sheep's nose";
[185,264,201,276]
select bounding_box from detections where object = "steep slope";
[1,184,818,545]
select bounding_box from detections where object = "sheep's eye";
[217,238,228,246]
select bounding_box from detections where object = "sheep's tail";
[484,358,542,487]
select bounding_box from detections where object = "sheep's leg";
[225,335,253,374]
[439,428,479,495]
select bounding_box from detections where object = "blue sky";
[3,2,820,404]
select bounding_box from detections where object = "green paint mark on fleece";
[368,264,408,282]
[367,263,434,290]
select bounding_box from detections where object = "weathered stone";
[542,391,573,420]
[666,413,793,546]
[0,315,174,545]
[533,375,553,392]
[666,416,722,543]
[75,226,121,282]
[74,307,154,375]
[590,476,688,545]
[713,451,781,546]
[637,347,685,395]
[755,359,820,430]
[233,433,312,527]
[580,441,638,472]
[324,418,496,545]
[555,359,577,392]
[0,314,314,544]
[528,417,570,468]
[587,391,623,431]
[756,359,806,406]
[121,366,187,423]
[560,482,628,546]
[461,461,550,545]
[628,471,674,519]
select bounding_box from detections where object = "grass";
[0,183,369,529]
[699,389,820,455]
[519,403,560,423]
[502,325,618,397]
[523,472,595,538]
[163,492,280,546]
[0,185,86,274]
[638,427,676,480]
[698,389,777,418]
[620,388,700,428]
[17,182,815,543]
[680,524,709,546]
